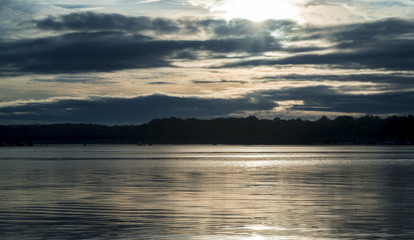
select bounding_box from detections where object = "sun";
[212,0,298,22]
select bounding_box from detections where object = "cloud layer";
[1,12,413,76]
[1,86,413,124]
[0,94,274,124]
[0,9,413,123]
[1,12,294,75]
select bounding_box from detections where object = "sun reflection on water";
[1,145,414,239]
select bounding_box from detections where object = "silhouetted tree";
[1,115,413,145]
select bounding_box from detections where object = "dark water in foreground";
[1,145,414,239]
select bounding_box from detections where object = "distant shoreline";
[1,115,413,146]
[0,143,414,148]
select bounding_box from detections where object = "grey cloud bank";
[35,12,297,36]
[1,13,412,75]
[1,87,413,124]
[0,94,275,124]
[0,8,413,124]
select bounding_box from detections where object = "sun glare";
[213,0,298,22]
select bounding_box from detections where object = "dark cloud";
[34,12,297,37]
[209,18,297,37]
[0,32,170,75]
[219,18,413,70]
[31,75,106,83]
[2,12,414,76]
[192,80,216,84]
[0,30,282,75]
[264,73,411,82]
[198,36,281,53]
[329,18,414,45]
[147,81,176,85]
[54,4,95,9]
[294,89,414,114]
[36,12,180,33]
[0,94,275,125]
[216,18,414,70]
[290,18,414,50]
[1,87,413,124]
[192,80,247,84]
[0,0,11,10]
[262,73,414,88]
[220,39,414,70]
[247,86,414,114]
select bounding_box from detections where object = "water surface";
[1,145,414,239]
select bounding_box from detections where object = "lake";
[1,145,414,239]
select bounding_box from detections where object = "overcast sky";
[1,0,413,124]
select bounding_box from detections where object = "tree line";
[1,115,413,145]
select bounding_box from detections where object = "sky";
[0,0,414,125]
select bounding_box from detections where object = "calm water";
[1,145,414,240]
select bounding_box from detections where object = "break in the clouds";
[0,0,413,124]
